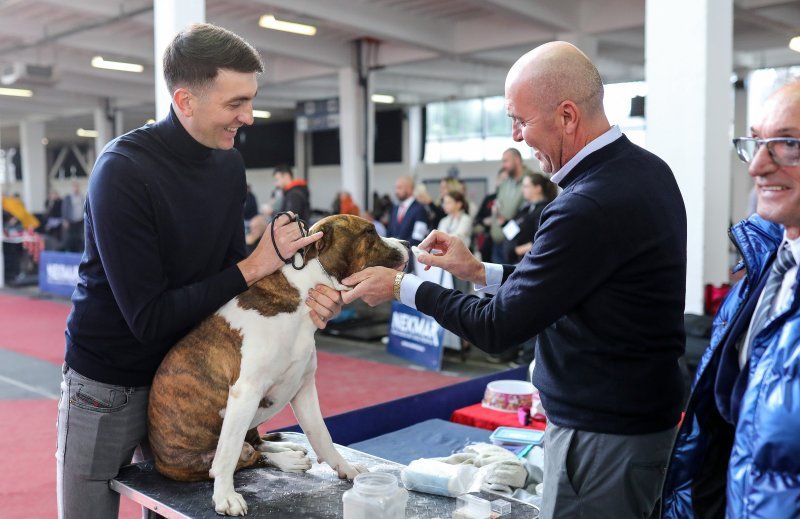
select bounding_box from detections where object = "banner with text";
[387,301,445,371]
[39,251,81,297]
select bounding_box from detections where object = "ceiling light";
[0,87,33,97]
[371,94,395,104]
[91,56,144,73]
[790,36,800,53]
[76,128,98,138]
[259,15,317,36]
[253,110,271,119]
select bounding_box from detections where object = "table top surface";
[111,432,539,518]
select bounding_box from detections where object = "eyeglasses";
[733,137,800,166]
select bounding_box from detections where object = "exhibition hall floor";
[0,288,502,518]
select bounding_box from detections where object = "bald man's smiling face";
[506,79,563,174]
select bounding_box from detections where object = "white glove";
[483,459,527,489]
[434,452,477,465]
[465,443,517,467]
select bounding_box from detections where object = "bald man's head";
[394,175,415,202]
[506,41,605,118]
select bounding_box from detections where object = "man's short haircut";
[273,164,293,177]
[504,148,523,160]
[163,23,264,94]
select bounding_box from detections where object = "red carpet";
[0,292,70,365]
[0,292,464,518]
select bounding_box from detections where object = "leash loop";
[269,211,309,270]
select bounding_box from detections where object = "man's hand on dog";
[237,212,323,286]
[306,284,343,329]
[341,267,397,307]
[341,230,487,306]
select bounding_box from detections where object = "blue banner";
[38,251,81,297]
[387,301,445,371]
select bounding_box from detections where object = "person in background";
[333,191,360,216]
[56,24,342,519]
[243,183,259,220]
[472,169,505,262]
[273,164,310,221]
[437,190,472,248]
[662,80,800,518]
[507,173,558,263]
[387,175,429,272]
[489,148,528,262]
[42,189,64,248]
[342,41,686,519]
[61,181,85,252]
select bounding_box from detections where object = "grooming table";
[111,432,539,518]
[348,418,493,465]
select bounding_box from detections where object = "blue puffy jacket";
[662,214,800,518]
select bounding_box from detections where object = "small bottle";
[343,472,408,519]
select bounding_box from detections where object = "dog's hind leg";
[290,376,365,480]
[245,428,308,455]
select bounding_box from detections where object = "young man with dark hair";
[273,164,311,222]
[56,23,341,518]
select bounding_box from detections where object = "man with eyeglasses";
[662,80,800,518]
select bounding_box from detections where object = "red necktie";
[397,204,406,223]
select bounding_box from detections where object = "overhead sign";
[39,251,81,297]
[295,98,339,132]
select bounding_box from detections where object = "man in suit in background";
[387,175,428,272]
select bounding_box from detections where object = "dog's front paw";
[213,490,248,516]
[332,461,367,480]
[264,450,312,473]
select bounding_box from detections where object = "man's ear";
[558,100,580,135]
[173,88,193,117]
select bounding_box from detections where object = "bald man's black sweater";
[416,136,688,434]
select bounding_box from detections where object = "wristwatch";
[393,271,405,301]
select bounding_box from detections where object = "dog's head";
[305,214,409,282]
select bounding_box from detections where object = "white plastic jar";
[342,472,408,519]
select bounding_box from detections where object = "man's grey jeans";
[56,364,150,519]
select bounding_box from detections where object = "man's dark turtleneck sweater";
[65,107,249,386]
[416,136,687,435]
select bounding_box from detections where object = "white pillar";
[295,127,306,180]
[338,67,366,210]
[153,0,205,119]
[20,120,47,213]
[645,0,733,314]
[407,105,423,177]
[730,82,752,223]
[114,109,125,138]
[93,104,114,159]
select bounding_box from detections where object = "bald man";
[662,81,800,518]
[344,42,687,518]
[387,175,429,272]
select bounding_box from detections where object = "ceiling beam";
[210,13,351,68]
[251,0,455,53]
[467,0,578,31]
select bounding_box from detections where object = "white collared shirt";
[739,233,800,368]
[549,125,622,185]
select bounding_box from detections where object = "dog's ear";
[304,220,331,261]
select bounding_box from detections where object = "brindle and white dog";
[148,215,408,516]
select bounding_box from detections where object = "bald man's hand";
[341,267,397,307]
[417,230,486,285]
